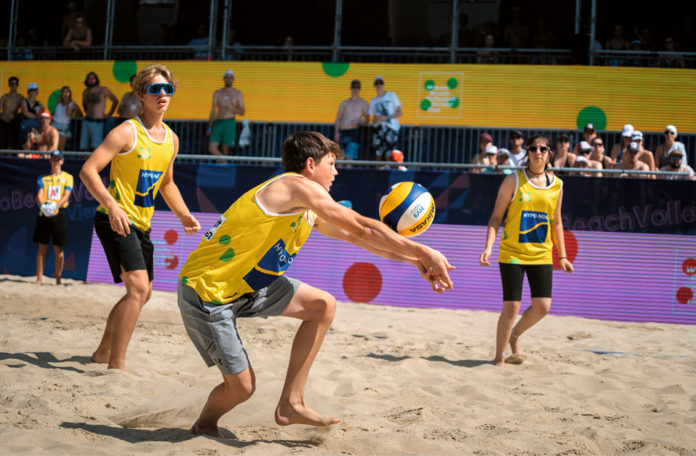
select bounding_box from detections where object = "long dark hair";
[525,133,552,170]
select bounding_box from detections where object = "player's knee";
[319,294,337,323]
[225,373,256,401]
[127,283,150,304]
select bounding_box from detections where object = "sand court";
[0,274,694,455]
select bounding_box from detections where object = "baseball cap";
[509,130,523,140]
[557,134,570,143]
[665,125,678,137]
[631,130,643,141]
[373,76,384,84]
[485,144,498,155]
[50,150,64,159]
[583,123,595,132]
[223,69,235,78]
[629,141,639,150]
[621,124,634,137]
[350,79,361,89]
[579,140,591,151]
[8,76,18,85]
[668,143,685,156]
[27,82,38,91]
[480,132,493,143]
[390,149,404,162]
[497,148,511,157]
[575,156,589,165]
[40,110,52,120]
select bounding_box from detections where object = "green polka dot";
[448,97,459,108]
[115,191,121,200]
[420,99,431,111]
[113,61,137,83]
[576,106,607,131]
[509,258,520,264]
[211,300,222,305]
[98,207,107,214]
[321,62,349,78]
[447,78,458,89]
[109,180,116,188]
[219,234,231,245]
[47,90,61,113]
[181,276,188,285]
[424,79,435,91]
[219,248,235,262]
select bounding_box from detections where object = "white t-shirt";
[509,150,527,167]
[369,91,401,131]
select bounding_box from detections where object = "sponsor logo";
[203,214,226,241]
[518,210,548,243]
[137,147,151,160]
[408,203,435,233]
[134,169,163,208]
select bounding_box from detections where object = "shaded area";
[0,352,90,373]
[366,352,490,368]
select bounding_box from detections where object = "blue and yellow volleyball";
[378,182,436,237]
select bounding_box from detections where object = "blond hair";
[132,64,178,94]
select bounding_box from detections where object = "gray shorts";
[177,276,301,375]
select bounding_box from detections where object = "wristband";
[559,256,567,260]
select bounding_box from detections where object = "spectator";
[52,86,84,151]
[369,76,402,161]
[610,124,634,165]
[476,33,499,64]
[471,132,493,172]
[655,124,687,168]
[616,141,653,178]
[61,1,82,40]
[24,110,59,153]
[63,13,92,52]
[605,24,629,66]
[19,82,45,147]
[282,35,294,61]
[188,24,210,60]
[80,72,118,151]
[503,6,529,49]
[577,140,603,176]
[660,36,685,68]
[112,75,142,134]
[483,144,498,169]
[0,76,24,149]
[659,144,694,180]
[34,150,73,286]
[629,39,644,66]
[551,134,576,172]
[631,130,655,170]
[224,29,244,61]
[207,69,245,158]
[589,136,615,170]
[508,130,526,166]
[334,79,368,163]
[574,123,597,154]
[496,148,514,174]
[573,156,593,177]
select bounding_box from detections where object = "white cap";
[665,124,678,138]
[631,130,643,141]
[629,141,639,150]
[622,124,634,137]
[27,82,38,91]
[579,140,591,151]
[497,148,511,156]
[485,144,498,154]
[668,143,685,155]
[223,69,235,78]
[575,156,589,165]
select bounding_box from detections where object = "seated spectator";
[631,130,655,170]
[577,140,603,176]
[616,141,653,178]
[610,124,634,165]
[659,144,694,180]
[63,13,92,52]
[282,35,294,61]
[19,82,44,146]
[476,33,499,64]
[52,86,83,151]
[496,148,514,174]
[654,124,687,168]
[471,132,493,173]
[24,110,59,152]
[589,137,615,169]
[573,155,593,177]
[508,130,526,166]
[660,36,685,68]
[605,24,629,66]
[551,134,576,172]
[483,144,498,170]
[574,123,597,153]
[188,24,211,60]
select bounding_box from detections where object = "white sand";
[0,274,694,455]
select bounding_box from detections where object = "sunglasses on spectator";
[665,131,675,135]
[145,83,175,95]
[527,146,550,152]
[670,155,682,160]
[592,142,603,146]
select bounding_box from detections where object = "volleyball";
[378,181,436,237]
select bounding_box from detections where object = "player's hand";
[419,248,455,291]
[479,250,492,266]
[180,213,201,234]
[560,258,574,273]
[108,206,131,237]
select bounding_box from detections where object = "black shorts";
[499,263,553,301]
[94,211,154,283]
[33,211,68,246]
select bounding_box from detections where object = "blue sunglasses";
[145,83,175,95]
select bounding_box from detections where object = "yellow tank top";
[38,171,73,212]
[180,173,316,304]
[97,117,174,230]
[499,169,562,265]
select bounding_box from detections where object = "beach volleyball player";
[479,133,573,367]
[80,64,201,371]
[178,131,454,436]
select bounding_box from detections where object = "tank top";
[180,173,316,305]
[52,102,74,125]
[37,171,73,212]
[96,117,174,230]
[499,169,563,265]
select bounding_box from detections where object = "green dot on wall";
[576,106,607,131]
[424,80,435,91]
[420,99,432,111]
[321,62,350,78]
[448,97,459,109]
[447,78,458,89]
[113,61,138,83]
[47,89,61,113]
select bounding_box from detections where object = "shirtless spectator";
[616,141,653,178]
[503,6,529,49]
[109,74,143,134]
[80,72,118,151]
[208,69,245,157]
[551,134,576,173]
[610,124,634,165]
[471,132,493,173]
[655,125,687,168]
[23,110,59,153]
[334,79,368,162]
[63,13,92,52]
[589,137,615,170]
[630,130,655,170]
[659,144,694,180]
[577,140,603,176]
[0,76,24,149]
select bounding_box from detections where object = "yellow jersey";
[97,117,174,230]
[37,170,73,213]
[180,173,316,304]
[499,169,562,265]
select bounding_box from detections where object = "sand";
[0,274,694,455]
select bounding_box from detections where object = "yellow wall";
[1,61,694,133]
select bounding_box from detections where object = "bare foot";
[492,357,504,367]
[35,278,42,285]
[55,277,62,285]
[90,350,109,364]
[191,422,224,438]
[509,329,523,357]
[275,402,340,426]
[107,362,127,371]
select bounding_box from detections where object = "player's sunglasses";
[527,146,550,153]
[145,83,175,96]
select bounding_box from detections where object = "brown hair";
[133,64,178,95]
[282,131,342,173]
